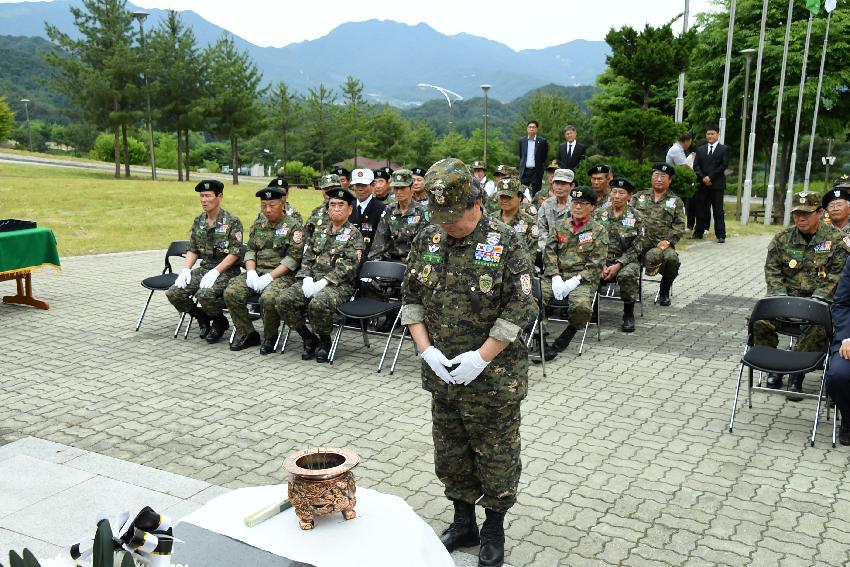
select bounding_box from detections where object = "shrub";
[91,132,148,165]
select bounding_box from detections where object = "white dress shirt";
[357,194,373,215]
[526,137,537,168]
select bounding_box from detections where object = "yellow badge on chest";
[479,274,493,293]
[789,259,797,268]
[422,264,432,280]
[432,233,441,244]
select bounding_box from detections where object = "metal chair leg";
[747,367,753,409]
[390,326,408,375]
[174,312,187,338]
[280,327,292,354]
[378,309,402,372]
[328,322,345,364]
[184,316,193,339]
[360,320,371,348]
[812,365,829,447]
[834,404,840,449]
[729,363,746,433]
[273,327,283,352]
[539,316,546,378]
[136,290,155,331]
[578,293,597,355]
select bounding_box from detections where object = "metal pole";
[134,12,156,181]
[803,12,832,193]
[719,0,737,144]
[674,0,690,123]
[736,50,754,218]
[764,0,795,225]
[824,137,833,192]
[783,15,814,227]
[20,99,32,151]
[481,84,490,166]
[741,0,769,225]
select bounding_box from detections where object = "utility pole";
[133,12,157,181]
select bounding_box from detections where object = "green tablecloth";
[0,227,61,276]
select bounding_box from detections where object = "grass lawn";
[0,162,323,256]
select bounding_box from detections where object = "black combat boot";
[766,373,784,389]
[296,327,319,360]
[439,499,479,552]
[229,330,260,351]
[551,325,578,353]
[315,334,333,363]
[205,315,230,343]
[189,306,211,339]
[788,373,804,402]
[658,278,672,306]
[478,509,505,567]
[259,335,277,355]
[621,303,636,333]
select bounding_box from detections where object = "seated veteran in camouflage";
[368,169,429,262]
[534,159,561,207]
[496,177,538,254]
[167,180,244,344]
[542,186,608,355]
[471,160,497,198]
[411,166,429,207]
[223,185,305,354]
[277,187,365,363]
[332,167,351,190]
[304,175,336,247]
[593,177,644,333]
[757,191,850,395]
[401,158,535,567]
[633,163,686,306]
[373,166,394,202]
[588,163,613,208]
[268,177,303,224]
[823,187,850,234]
[537,168,574,255]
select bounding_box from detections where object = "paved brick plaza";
[2,234,850,566]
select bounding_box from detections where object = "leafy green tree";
[405,121,436,166]
[304,84,337,170]
[0,96,14,141]
[269,82,303,173]
[365,105,408,167]
[593,108,681,162]
[340,76,369,168]
[430,132,469,162]
[514,92,591,156]
[202,33,265,185]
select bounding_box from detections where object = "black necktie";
[709,145,714,156]
[567,144,573,159]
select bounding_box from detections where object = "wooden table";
[0,227,60,310]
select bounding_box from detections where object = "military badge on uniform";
[578,232,594,244]
[528,205,537,215]
[428,244,440,253]
[292,230,303,244]
[479,274,494,293]
[818,265,827,279]
[422,264,432,279]
[800,194,807,203]
[432,233,441,244]
[486,232,501,245]
[520,273,532,296]
[532,225,539,237]
[665,198,676,208]
[789,259,798,268]
[233,231,242,242]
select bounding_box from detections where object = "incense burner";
[283,448,359,530]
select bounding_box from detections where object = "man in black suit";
[349,168,386,260]
[692,124,730,242]
[517,120,549,196]
[827,256,850,445]
[556,125,587,171]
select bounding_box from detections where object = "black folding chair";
[135,240,190,333]
[546,291,600,356]
[599,267,644,317]
[728,296,834,446]
[328,261,407,367]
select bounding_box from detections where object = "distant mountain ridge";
[0,0,609,104]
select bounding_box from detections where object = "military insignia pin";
[422,264,432,279]
[479,274,493,293]
[520,273,532,296]
[432,233,441,244]
[789,259,798,268]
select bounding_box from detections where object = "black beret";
[195,179,224,194]
[256,187,286,200]
[325,187,356,205]
[570,185,597,205]
[333,167,350,178]
[374,167,393,180]
[269,177,289,190]
[652,163,676,176]
[822,188,850,208]
[411,166,427,177]
[588,164,612,175]
[610,177,635,193]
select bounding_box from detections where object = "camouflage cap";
[319,174,342,189]
[791,191,822,214]
[391,168,414,188]
[570,185,597,206]
[494,164,510,176]
[834,174,850,189]
[496,177,524,198]
[424,158,474,224]
[195,179,224,195]
[471,160,487,170]
[546,159,560,171]
[552,168,575,183]
[822,188,850,208]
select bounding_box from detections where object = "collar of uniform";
[201,207,227,228]
[327,220,353,236]
[651,190,671,203]
[358,194,373,210]
[448,215,490,247]
[571,216,592,232]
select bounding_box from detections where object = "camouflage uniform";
[503,209,539,254]
[166,208,243,317]
[276,221,364,337]
[304,203,329,246]
[368,201,430,262]
[542,216,609,327]
[593,205,644,303]
[755,221,850,351]
[223,211,304,340]
[537,196,571,254]
[633,189,686,279]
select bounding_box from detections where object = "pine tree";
[304,84,337,171]
[269,82,302,174]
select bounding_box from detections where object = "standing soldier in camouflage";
[402,158,534,567]
[167,180,244,344]
[543,186,608,354]
[368,169,429,262]
[534,159,560,207]
[472,160,496,199]
[411,166,429,207]
[277,188,364,363]
[537,168,575,255]
[373,166,394,202]
[270,176,303,224]
[496,177,538,254]
[304,175,336,248]
[332,167,351,190]
[224,185,305,354]
[588,163,613,208]
[758,191,850,395]
[633,163,686,306]
[593,177,643,332]
[822,187,850,233]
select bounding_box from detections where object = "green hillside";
[0,35,69,124]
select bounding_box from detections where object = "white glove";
[313,279,328,296]
[302,277,315,298]
[551,275,567,300]
[421,346,454,384]
[449,349,490,386]
[199,269,220,289]
[246,269,259,291]
[563,274,582,295]
[175,268,192,289]
[255,273,273,292]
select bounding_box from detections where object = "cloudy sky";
[56,0,717,50]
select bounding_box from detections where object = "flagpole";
[741,0,770,225]
[802,10,833,192]
[718,0,737,144]
[764,0,795,225]
[784,14,814,226]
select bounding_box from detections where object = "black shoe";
[690,232,704,239]
[788,373,804,402]
[259,336,277,355]
[296,328,319,360]
[621,303,636,333]
[205,315,229,344]
[552,326,577,353]
[658,280,672,307]
[766,373,783,389]
[230,330,260,351]
[190,307,211,339]
[316,335,333,363]
[440,500,479,553]
[840,424,850,446]
[478,509,505,567]
[717,237,726,243]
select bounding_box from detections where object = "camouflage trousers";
[604,261,640,304]
[223,272,296,339]
[165,267,236,317]
[753,319,828,352]
[276,282,354,337]
[431,395,522,513]
[643,246,680,281]
[541,280,595,327]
